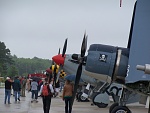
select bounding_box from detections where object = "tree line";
[0,41,52,78]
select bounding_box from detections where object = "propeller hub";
[72,54,79,60]
[52,54,65,65]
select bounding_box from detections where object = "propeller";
[58,48,60,55]
[62,38,67,57]
[52,38,68,84]
[51,48,60,67]
[71,33,87,107]
[49,47,60,82]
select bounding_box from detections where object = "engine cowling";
[84,44,129,84]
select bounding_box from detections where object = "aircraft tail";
[127,1,137,49]
[126,0,150,82]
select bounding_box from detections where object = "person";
[30,79,38,103]
[54,80,60,97]
[62,80,74,113]
[21,76,26,97]
[26,77,31,92]
[39,77,54,113]
[38,78,43,92]
[13,76,21,102]
[4,77,12,104]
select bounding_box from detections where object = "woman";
[62,80,73,113]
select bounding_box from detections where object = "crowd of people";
[4,75,73,113]
[4,76,26,104]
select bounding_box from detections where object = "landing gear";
[76,92,89,102]
[110,106,131,113]
[109,103,118,113]
[109,87,132,113]
[92,92,109,108]
[109,103,131,113]
[96,102,108,108]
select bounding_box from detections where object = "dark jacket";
[5,80,12,90]
[13,79,21,91]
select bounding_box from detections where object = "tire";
[96,103,108,108]
[109,103,119,113]
[78,92,88,102]
[110,106,131,113]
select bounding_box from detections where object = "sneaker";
[18,98,20,101]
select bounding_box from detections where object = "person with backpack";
[39,77,54,113]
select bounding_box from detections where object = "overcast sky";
[0,0,136,59]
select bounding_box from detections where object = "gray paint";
[63,54,98,86]
[126,0,150,83]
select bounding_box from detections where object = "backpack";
[41,83,51,96]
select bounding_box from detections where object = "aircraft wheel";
[78,92,88,102]
[96,102,108,108]
[110,106,131,113]
[109,102,118,113]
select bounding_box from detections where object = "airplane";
[51,38,124,108]
[50,39,103,103]
[69,0,150,113]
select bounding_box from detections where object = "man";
[40,78,54,113]
[13,76,21,102]
[21,76,26,97]
[4,77,12,104]
[31,79,38,103]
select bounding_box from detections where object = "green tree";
[7,65,18,77]
[0,41,14,76]
[12,56,51,75]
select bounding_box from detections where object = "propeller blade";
[58,48,60,54]
[51,60,54,65]
[53,72,57,87]
[62,38,68,57]
[71,63,82,106]
[71,33,87,107]
[81,33,87,57]
[50,64,59,86]
[56,66,62,83]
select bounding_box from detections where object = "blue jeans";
[14,91,20,101]
[31,90,38,100]
[4,89,11,104]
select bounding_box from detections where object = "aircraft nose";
[52,54,65,65]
